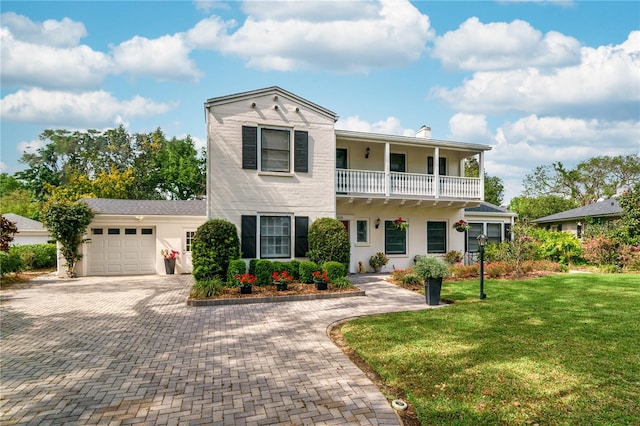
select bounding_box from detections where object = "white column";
[384,142,390,196]
[434,147,440,198]
[479,151,485,201]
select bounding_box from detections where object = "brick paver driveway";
[1,273,434,425]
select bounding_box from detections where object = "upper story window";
[261,128,290,172]
[428,156,447,175]
[242,125,308,173]
[390,153,406,172]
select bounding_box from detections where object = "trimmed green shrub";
[10,244,57,270]
[401,273,422,285]
[249,259,258,275]
[0,251,25,276]
[307,218,350,267]
[299,260,319,284]
[323,261,346,281]
[272,261,287,273]
[226,259,247,287]
[189,277,225,298]
[192,219,240,282]
[286,260,300,280]
[533,229,583,264]
[331,276,352,289]
[255,259,274,286]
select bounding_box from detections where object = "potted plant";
[234,273,257,294]
[393,217,408,231]
[444,250,463,265]
[414,255,451,306]
[369,252,389,273]
[161,249,180,274]
[272,270,293,291]
[312,269,329,290]
[453,219,471,232]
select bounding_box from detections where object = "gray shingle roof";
[532,198,622,223]
[465,201,515,215]
[2,213,46,231]
[80,198,206,216]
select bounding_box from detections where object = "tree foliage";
[523,154,640,206]
[40,200,95,277]
[617,183,640,245]
[15,126,205,202]
[1,216,18,252]
[509,195,578,221]
[464,158,505,205]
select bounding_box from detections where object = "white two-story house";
[206,86,493,273]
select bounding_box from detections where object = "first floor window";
[260,216,291,258]
[385,220,406,254]
[427,221,447,253]
[356,219,369,244]
[487,223,502,245]
[185,231,196,252]
[467,222,483,253]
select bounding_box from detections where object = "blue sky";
[1,0,639,204]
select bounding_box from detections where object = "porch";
[336,169,482,200]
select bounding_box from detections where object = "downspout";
[385,142,390,197]
[434,147,440,198]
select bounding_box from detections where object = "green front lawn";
[341,274,640,425]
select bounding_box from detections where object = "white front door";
[87,227,156,276]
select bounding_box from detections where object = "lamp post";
[477,233,487,300]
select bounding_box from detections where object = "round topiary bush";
[299,260,319,284]
[255,259,274,286]
[226,259,247,287]
[192,219,240,282]
[323,261,346,281]
[308,218,350,267]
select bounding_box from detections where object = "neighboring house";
[2,213,50,246]
[205,86,498,273]
[70,198,205,277]
[532,198,623,238]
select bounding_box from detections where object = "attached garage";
[87,226,156,275]
[66,198,206,277]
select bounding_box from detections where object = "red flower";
[234,273,257,285]
[272,270,293,284]
[312,270,329,283]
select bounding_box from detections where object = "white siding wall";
[337,205,466,272]
[71,216,206,277]
[207,93,337,230]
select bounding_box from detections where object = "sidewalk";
[1,273,435,425]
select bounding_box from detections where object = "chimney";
[416,125,431,139]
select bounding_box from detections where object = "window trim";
[259,214,293,259]
[384,219,407,255]
[355,218,370,246]
[259,126,292,173]
[426,221,447,254]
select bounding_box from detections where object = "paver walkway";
[1,273,435,425]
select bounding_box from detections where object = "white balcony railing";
[336,169,482,199]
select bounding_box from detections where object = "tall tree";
[158,135,206,200]
[509,195,578,221]
[464,157,505,206]
[617,183,640,245]
[523,154,640,206]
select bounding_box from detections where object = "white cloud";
[1,88,176,127]
[0,27,112,89]
[336,115,415,136]
[111,34,203,81]
[1,12,87,47]
[433,31,640,120]
[191,0,433,72]
[432,17,580,71]
[448,113,492,143]
[17,138,45,156]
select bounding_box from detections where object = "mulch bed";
[201,282,361,300]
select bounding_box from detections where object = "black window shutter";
[242,126,258,170]
[439,157,447,175]
[504,223,512,241]
[241,215,257,258]
[294,131,309,173]
[295,216,309,257]
[427,156,434,174]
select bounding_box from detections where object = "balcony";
[336,169,482,200]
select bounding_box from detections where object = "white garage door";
[88,227,156,276]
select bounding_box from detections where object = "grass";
[341,274,640,425]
